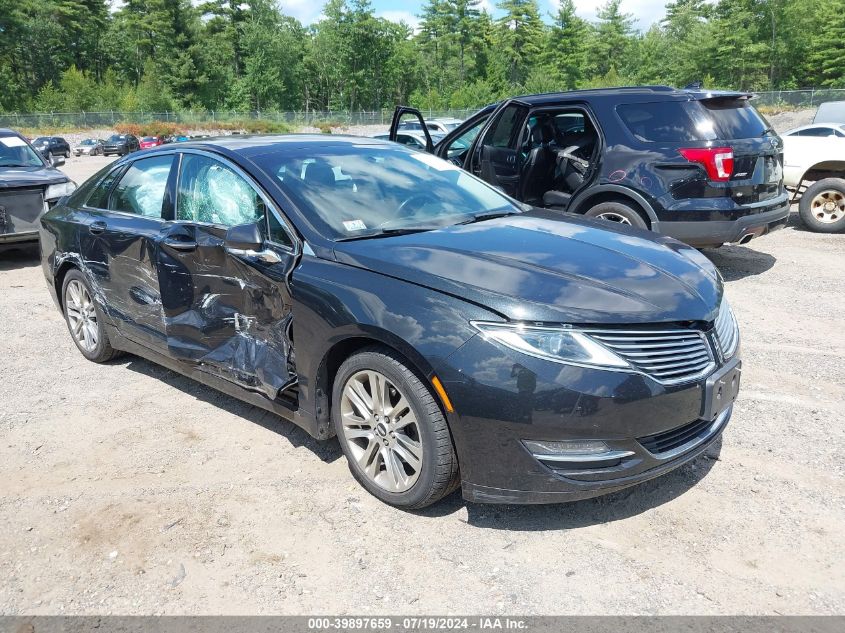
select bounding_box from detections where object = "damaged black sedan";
[40,136,740,508]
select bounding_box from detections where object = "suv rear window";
[617,98,770,143]
[699,99,769,139]
[616,102,702,143]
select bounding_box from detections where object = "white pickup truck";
[781,107,845,233]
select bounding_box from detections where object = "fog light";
[522,439,634,463]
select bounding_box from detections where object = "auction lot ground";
[0,155,843,615]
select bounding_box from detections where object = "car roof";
[501,86,754,106]
[785,123,845,133]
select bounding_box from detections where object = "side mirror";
[51,155,65,167]
[225,222,264,251]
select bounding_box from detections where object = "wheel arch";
[569,185,659,229]
[799,161,845,184]
[53,256,84,310]
[313,331,447,437]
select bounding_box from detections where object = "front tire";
[799,178,845,233]
[332,347,459,509]
[61,270,121,363]
[584,200,648,229]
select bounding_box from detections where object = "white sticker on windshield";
[409,152,459,171]
[343,219,367,232]
[0,136,27,148]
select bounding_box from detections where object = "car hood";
[0,165,68,189]
[332,210,722,324]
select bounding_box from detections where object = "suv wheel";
[62,270,122,363]
[332,347,459,509]
[584,200,648,229]
[799,179,845,233]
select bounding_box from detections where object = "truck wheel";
[584,201,648,229]
[799,179,845,233]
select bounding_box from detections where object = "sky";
[278,0,671,32]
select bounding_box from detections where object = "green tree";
[494,0,544,85]
[543,0,588,89]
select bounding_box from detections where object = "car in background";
[781,122,845,233]
[1,128,75,249]
[813,101,845,125]
[391,86,790,248]
[102,134,140,156]
[40,135,739,508]
[139,136,165,150]
[373,131,445,150]
[74,138,105,157]
[424,118,463,134]
[31,136,71,162]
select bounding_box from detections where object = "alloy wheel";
[595,211,632,225]
[340,370,423,493]
[809,190,845,224]
[65,279,99,353]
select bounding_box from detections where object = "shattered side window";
[177,154,265,227]
[109,155,174,218]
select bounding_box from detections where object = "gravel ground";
[0,154,843,617]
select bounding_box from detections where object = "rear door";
[155,150,298,399]
[78,153,177,351]
[468,100,530,197]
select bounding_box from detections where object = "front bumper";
[659,197,790,247]
[439,334,738,504]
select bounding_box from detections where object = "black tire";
[332,346,460,509]
[798,178,845,233]
[64,150,70,158]
[584,200,648,229]
[61,269,122,363]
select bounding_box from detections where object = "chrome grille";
[585,329,715,385]
[713,300,738,360]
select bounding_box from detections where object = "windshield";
[0,135,45,167]
[252,144,520,239]
[141,137,156,142]
[108,135,126,142]
[80,139,96,145]
[33,137,49,144]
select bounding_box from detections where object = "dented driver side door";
[155,151,298,400]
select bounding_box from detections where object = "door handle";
[162,236,198,252]
[89,221,107,235]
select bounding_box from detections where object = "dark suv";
[102,134,140,156]
[31,136,71,162]
[391,87,790,248]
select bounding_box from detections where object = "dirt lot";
[0,155,843,616]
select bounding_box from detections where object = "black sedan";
[39,136,740,508]
[102,134,139,156]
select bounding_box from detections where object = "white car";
[781,123,845,233]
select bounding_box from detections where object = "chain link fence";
[2,90,843,130]
[0,108,479,130]
[753,88,845,109]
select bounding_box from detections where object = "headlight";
[471,322,630,369]
[714,298,739,359]
[44,181,77,200]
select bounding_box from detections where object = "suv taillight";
[678,147,734,182]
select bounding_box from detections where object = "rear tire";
[332,347,460,509]
[584,200,648,229]
[799,178,845,233]
[61,269,122,363]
